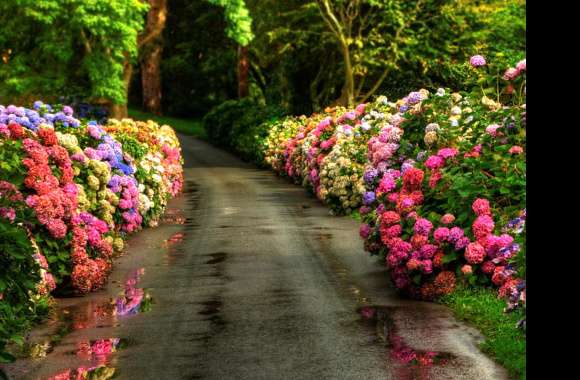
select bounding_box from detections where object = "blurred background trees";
[0,0,526,118]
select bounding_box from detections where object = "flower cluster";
[104,118,184,226]
[248,56,525,313]
[0,101,183,297]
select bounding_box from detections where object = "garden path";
[4,135,508,380]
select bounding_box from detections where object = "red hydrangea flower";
[472,215,495,240]
[433,227,450,243]
[481,260,496,274]
[472,198,491,216]
[465,242,486,264]
[433,271,456,296]
[381,211,401,226]
[402,168,424,192]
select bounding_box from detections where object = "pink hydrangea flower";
[425,155,445,169]
[485,124,502,137]
[461,265,473,275]
[503,67,520,80]
[414,218,433,236]
[377,175,396,194]
[448,227,464,243]
[440,214,455,224]
[421,260,433,274]
[359,224,371,239]
[472,198,491,216]
[508,145,524,154]
[382,211,401,226]
[0,207,16,222]
[472,215,495,240]
[420,244,438,259]
[437,148,458,159]
[454,236,470,250]
[383,224,402,238]
[465,242,486,264]
[482,260,496,274]
[434,227,450,243]
[469,55,486,67]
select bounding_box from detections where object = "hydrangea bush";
[0,102,184,361]
[232,56,526,316]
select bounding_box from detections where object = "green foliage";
[202,98,285,161]
[0,0,149,105]
[0,216,50,365]
[440,284,526,380]
[128,107,205,138]
[206,0,254,46]
[114,135,148,161]
[154,0,238,117]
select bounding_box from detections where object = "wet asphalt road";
[4,135,509,380]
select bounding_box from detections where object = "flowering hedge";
[223,56,526,316]
[0,102,183,361]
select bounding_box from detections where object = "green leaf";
[0,351,16,363]
[442,251,458,264]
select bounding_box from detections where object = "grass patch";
[439,284,526,379]
[128,108,206,138]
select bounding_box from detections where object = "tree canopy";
[0,0,525,116]
[206,0,254,46]
[0,0,149,105]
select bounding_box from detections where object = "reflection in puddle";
[16,269,153,380]
[46,365,116,380]
[46,338,129,380]
[164,232,186,246]
[358,305,455,368]
[75,338,131,363]
[115,268,153,316]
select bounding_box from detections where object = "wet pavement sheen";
[3,136,509,380]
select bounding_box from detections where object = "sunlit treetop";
[206,0,254,46]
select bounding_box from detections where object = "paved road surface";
[4,135,508,380]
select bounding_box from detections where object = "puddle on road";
[7,269,153,380]
[164,232,186,246]
[45,365,117,380]
[7,183,203,380]
[115,268,154,316]
[72,337,133,361]
[312,230,459,377]
[44,338,130,380]
[198,300,223,316]
[358,305,456,374]
[205,252,228,265]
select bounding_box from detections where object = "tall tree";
[207,0,254,98]
[314,0,526,107]
[140,0,168,115]
[0,0,148,114]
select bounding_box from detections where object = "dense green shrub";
[0,220,50,364]
[202,98,285,161]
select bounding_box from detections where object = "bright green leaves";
[206,0,254,46]
[0,0,148,105]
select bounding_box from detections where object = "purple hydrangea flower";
[470,55,486,67]
[407,91,423,105]
[363,191,376,205]
[363,169,379,184]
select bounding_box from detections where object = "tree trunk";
[341,41,355,107]
[110,61,134,119]
[141,0,167,115]
[237,45,250,98]
[142,43,163,115]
